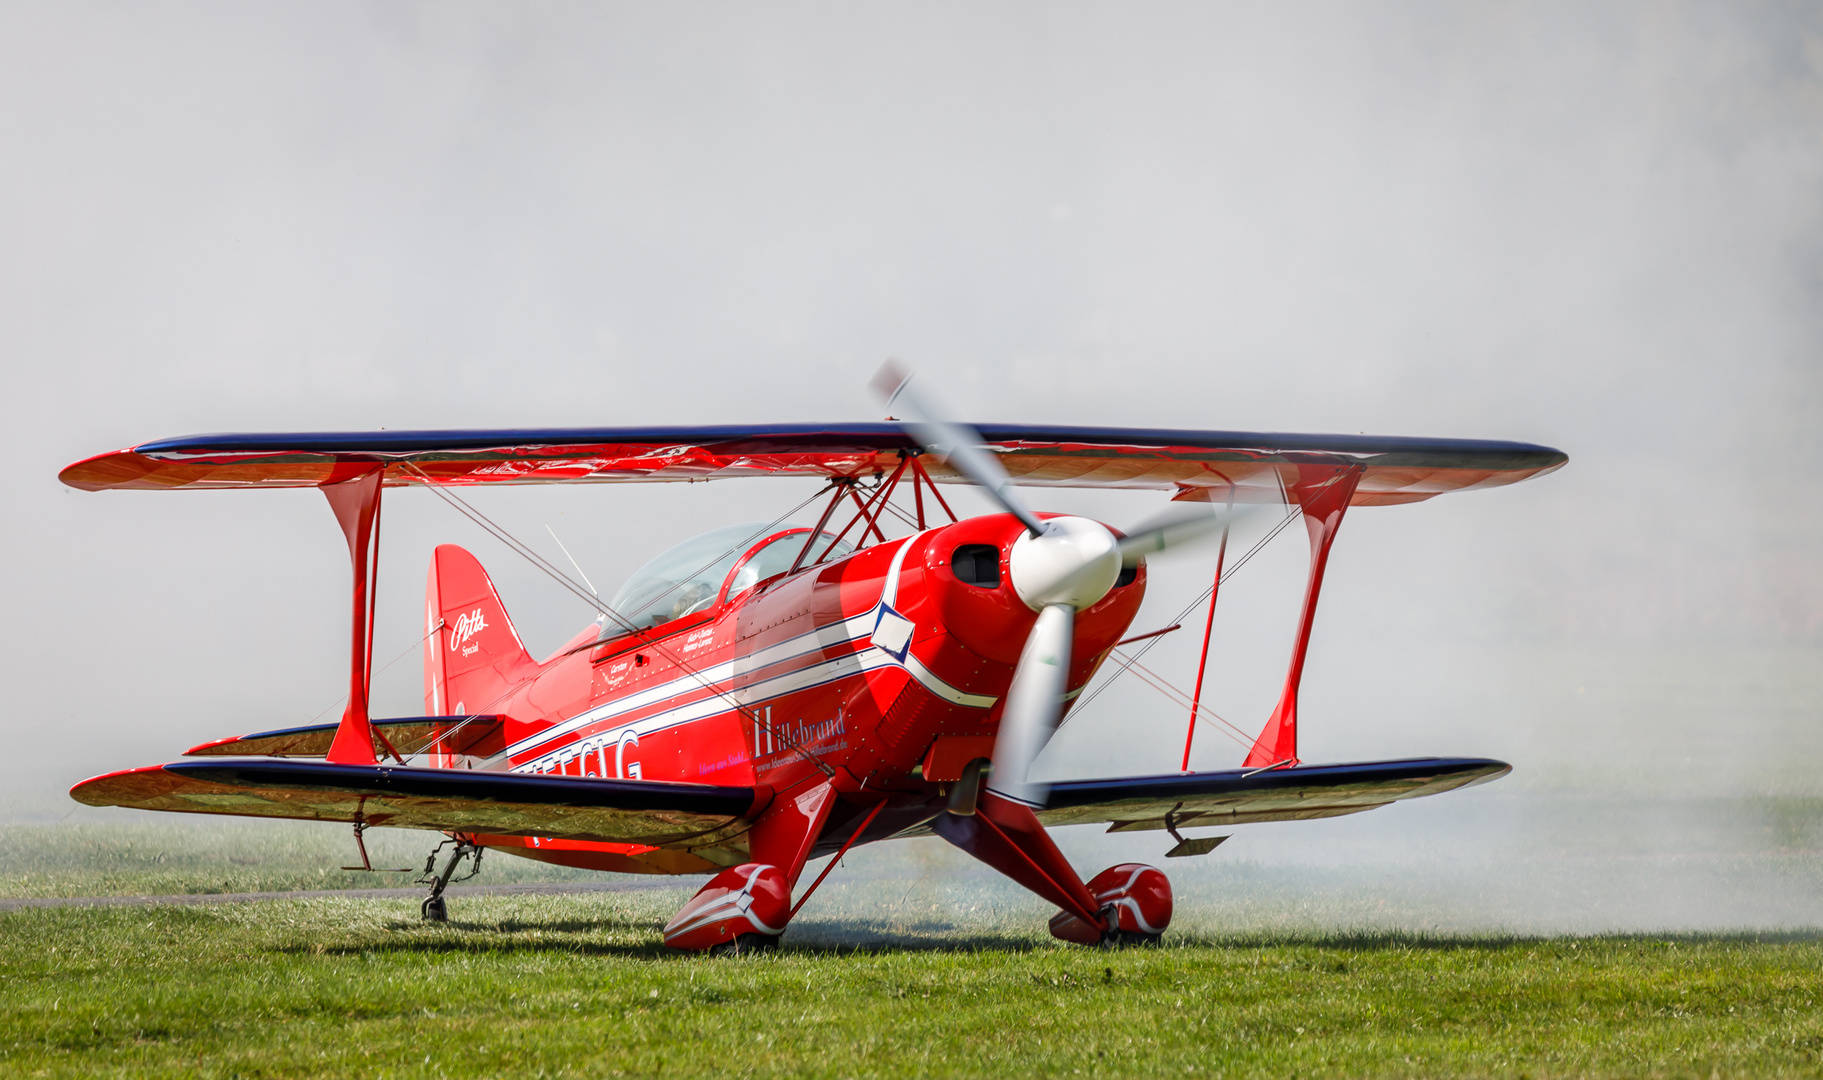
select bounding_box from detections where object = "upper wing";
[1034,757,1510,831]
[59,423,1566,507]
[72,760,759,854]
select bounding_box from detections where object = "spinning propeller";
[871,362,1254,810]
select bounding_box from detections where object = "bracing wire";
[544,524,600,597]
[1065,469,1354,722]
[294,621,442,729]
[1113,650,1260,753]
[399,464,841,773]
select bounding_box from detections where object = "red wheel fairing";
[662,863,792,951]
[1048,863,1173,944]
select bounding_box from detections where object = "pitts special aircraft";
[63,367,1565,951]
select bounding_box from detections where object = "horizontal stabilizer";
[184,716,502,759]
[71,760,760,849]
[1035,757,1509,831]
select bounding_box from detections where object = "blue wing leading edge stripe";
[163,756,1500,819]
[133,423,1566,471]
[1044,757,1510,809]
[163,760,756,816]
[156,757,1499,820]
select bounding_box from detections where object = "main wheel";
[421,895,448,922]
[707,933,779,956]
[1050,865,1174,946]
[1101,930,1162,948]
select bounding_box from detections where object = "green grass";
[3,892,1821,1079]
[0,819,599,900]
[6,816,1823,1077]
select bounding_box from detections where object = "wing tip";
[182,735,251,757]
[69,763,177,807]
[59,450,137,491]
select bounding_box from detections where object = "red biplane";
[63,369,1564,950]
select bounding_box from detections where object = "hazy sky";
[1,2,1818,810]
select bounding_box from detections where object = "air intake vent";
[951,544,1001,588]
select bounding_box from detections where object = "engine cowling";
[919,513,1146,671]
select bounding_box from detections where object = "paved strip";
[0,879,682,911]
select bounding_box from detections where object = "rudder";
[424,544,535,717]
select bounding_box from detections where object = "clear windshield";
[601,522,851,635]
[727,530,849,597]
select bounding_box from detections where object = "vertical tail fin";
[424,544,535,717]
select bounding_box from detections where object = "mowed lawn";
[2,891,1821,1079]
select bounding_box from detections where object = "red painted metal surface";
[423,544,536,739]
[747,778,837,889]
[934,792,1105,928]
[662,864,792,950]
[1243,465,1365,769]
[907,452,959,523]
[1048,863,1174,944]
[321,469,383,766]
[921,735,997,783]
[461,515,1141,795]
[1181,486,1235,772]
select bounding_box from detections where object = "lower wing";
[1036,757,1509,831]
[72,755,1504,861]
[71,760,760,852]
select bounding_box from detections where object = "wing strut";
[1180,483,1235,771]
[1243,464,1363,768]
[322,467,384,765]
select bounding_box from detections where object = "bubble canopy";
[603,522,852,635]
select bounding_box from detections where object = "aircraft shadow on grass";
[280,924,1823,962]
[287,920,1055,959]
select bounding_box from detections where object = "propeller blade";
[985,602,1075,808]
[871,360,1047,537]
[1117,502,1259,568]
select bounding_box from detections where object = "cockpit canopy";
[600,522,852,638]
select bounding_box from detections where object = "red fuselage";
[451,513,1146,871]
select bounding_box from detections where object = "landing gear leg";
[418,837,482,922]
[934,792,1112,943]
